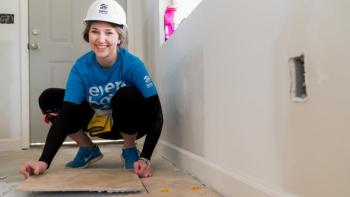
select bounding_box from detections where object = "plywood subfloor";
[16,168,145,194]
[4,144,221,196]
[15,168,220,197]
[122,170,221,197]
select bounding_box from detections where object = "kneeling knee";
[39,88,65,112]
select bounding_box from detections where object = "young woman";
[20,0,163,178]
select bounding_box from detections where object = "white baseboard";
[156,140,297,197]
[0,139,23,151]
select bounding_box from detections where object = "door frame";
[20,0,136,148]
[20,0,30,149]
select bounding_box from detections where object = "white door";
[29,0,127,143]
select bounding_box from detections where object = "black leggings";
[38,87,147,140]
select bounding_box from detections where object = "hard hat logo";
[99,4,108,14]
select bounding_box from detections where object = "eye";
[90,30,99,34]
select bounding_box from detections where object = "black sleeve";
[38,101,84,168]
[139,94,163,160]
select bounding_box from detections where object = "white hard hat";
[84,0,127,26]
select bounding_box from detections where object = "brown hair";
[83,21,128,48]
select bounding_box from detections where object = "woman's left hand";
[134,159,152,178]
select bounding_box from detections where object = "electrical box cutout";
[289,54,308,102]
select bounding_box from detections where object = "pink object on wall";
[164,6,176,41]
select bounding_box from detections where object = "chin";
[95,52,108,58]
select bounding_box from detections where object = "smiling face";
[88,21,121,67]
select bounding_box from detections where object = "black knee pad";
[38,88,65,113]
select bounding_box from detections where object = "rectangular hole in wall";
[289,54,308,102]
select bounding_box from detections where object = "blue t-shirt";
[64,48,157,110]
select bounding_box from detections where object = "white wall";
[141,0,350,196]
[0,0,28,150]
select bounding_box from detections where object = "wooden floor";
[0,143,221,196]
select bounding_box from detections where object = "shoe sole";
[82,154,104,169]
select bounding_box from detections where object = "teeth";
[96,45,107,49]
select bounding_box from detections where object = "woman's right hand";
[19,161,48,179]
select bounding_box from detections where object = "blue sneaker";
[121,147,139,170]
[65,145,103,168]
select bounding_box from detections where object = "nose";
[97,33,106,43]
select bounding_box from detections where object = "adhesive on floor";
[123,170,221,197]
